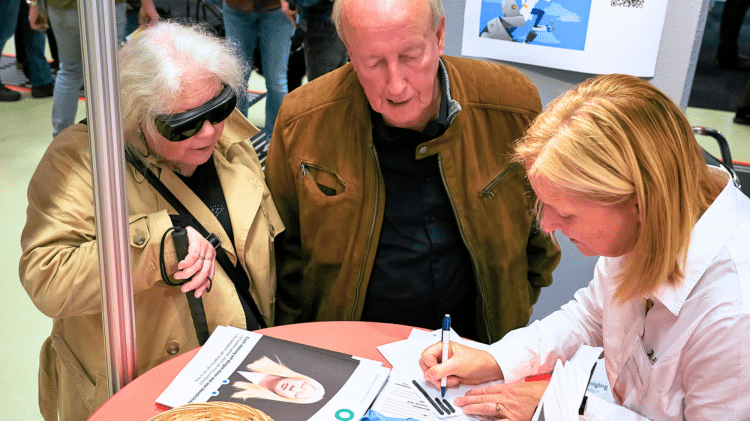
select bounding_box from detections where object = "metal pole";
[78,0,138,396]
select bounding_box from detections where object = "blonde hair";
[118,21,247,141]
[513,74,723,303]
[332,0,444,45]
[232,356,325,404]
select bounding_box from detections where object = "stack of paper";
[374,328,495,420]
[531,345,652,421]
[156,326,390,421]
[531,345,604,421]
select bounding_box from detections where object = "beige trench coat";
[19,110,283,421]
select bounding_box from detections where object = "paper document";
[157,326,389,421]
[371,371,492,421]
[531,345,651,421]
[531,345,603,421]
[377,328,501,419]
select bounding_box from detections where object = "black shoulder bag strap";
[125,149,267,334]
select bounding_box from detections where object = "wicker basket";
[147,402,274,421]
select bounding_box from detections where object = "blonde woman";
[419,74,750,420]
[232,356,325,403]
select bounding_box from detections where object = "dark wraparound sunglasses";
[154,84,237,142]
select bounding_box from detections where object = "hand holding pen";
[419,337,504,390]
[440,314,451,397]
[420,330,546,419]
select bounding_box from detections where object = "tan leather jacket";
[19,110,283,421]
[266,56,560,343]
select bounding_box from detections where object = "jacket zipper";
[437,155,491,341]
[350,143,381,320]
[480,161,521,199]
[301,162,340,179]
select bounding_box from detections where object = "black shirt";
[361,71,478,340]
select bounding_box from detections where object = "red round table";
[89,321,414,420]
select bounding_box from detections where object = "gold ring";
[198,255,205,261]
[495,403,501,414]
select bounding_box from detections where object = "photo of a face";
[209,336,359,420]
[265,376,318,400]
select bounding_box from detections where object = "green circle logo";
[335,409,354,420]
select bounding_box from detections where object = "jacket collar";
[440,58,462,125]
[414,59,465,156]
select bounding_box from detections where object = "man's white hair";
[331,0,445,45]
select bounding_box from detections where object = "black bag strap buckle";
[205,232,221,250]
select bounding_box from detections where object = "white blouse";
[490,179,750,421]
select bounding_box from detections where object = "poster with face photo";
[156,326,389,421]
[207,336,359,421]
[461,0,669,76]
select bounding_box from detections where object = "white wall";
[441,0,711,321]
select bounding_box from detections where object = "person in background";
[420,74,750,421]
[714,0,750,124]
[715,0,750,70]
[15,0,59,75]
[0,0,53,101]
[28,0,159,136]
[1,0,22,102]
[17,0,55,98]
[222,0,295,137]
[265,0,560,343]
[282,0,348,81]
[731,74,750,124]
[19,21,283,420]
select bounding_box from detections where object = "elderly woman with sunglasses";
[19,21,283,421]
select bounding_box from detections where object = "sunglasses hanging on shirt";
[154,84,238,142]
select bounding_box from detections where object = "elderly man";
[20,22,282,420]
[265,0,560,343]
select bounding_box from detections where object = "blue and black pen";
[441,314,451,398]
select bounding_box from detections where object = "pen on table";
[441,314,451,398]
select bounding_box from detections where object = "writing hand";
[419,341,504,389]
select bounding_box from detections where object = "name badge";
[628,335,653,391]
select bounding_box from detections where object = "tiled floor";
[2,38,750,420]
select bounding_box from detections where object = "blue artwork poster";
[461,0,669,77]
[478,0,591,51]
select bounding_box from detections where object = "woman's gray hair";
[331,0,444,45]
[118,21,248,139]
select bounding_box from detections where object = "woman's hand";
[173,226,216,298]
[456,380,549,420]
[420,341,504,389]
